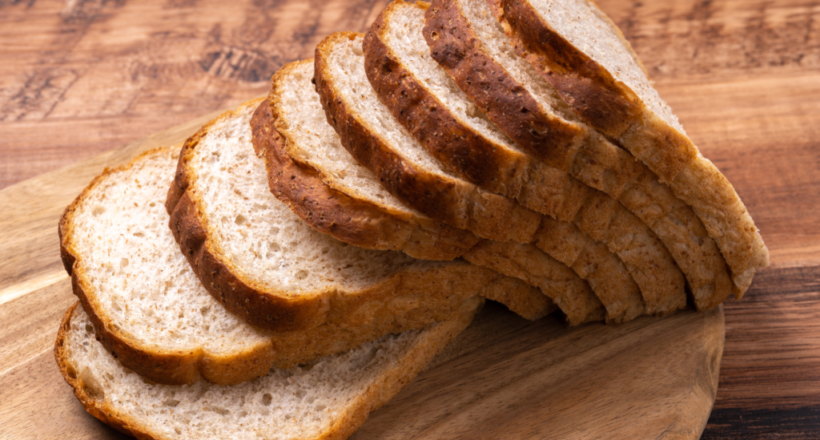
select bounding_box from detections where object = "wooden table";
[1,0,818,438]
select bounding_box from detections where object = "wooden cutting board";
[0,103,723,439]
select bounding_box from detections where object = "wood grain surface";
[0,0,818,438]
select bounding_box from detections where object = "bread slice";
[55,298,481,440]
[315,32,643,323]
[166,98,550,333]
[424,0,733,310]
[259,60,599,325]
[59,146,272,385]
[499,0,768,296]
[363,1,685,316]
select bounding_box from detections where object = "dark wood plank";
[3,0,819,189]
[705,406,820,440]
[598,0,820,82]
[718,265,820,410]
[0,0,389,189]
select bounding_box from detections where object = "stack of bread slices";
[54,0,768,439]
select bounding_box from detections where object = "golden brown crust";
[366,1,519,194]
[60,140,516,387]
[59,146,275,386]
[167,100,336,332]
[264,81,564,324]
[424,0,585,171]
[259,82,481,261]
[499,0,644,140]
[314,32,542,244]
[362,1,685,316]
[260,104,429,256]
[498,0,694,179]
[365,1,578,222]
[259,102,555,322]
[499,0,768,296]
[263,63,558,320]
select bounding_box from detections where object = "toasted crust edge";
[365,0,523,195]
[314,31,542,244]
[55,303,159,440]
[166,99,338,332]
[58,146,276,386]
[262,90,559,322]
[499,0,644,141]
[424,0,585,170]
[261,68,555,321]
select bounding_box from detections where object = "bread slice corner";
[56,297,482,440]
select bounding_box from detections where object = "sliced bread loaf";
[499,0,768,296]
[259,60,599,325]
[59,145,494,385]
[55,298,481,440]
[257,101,558,323]
[363,1,685,316]
[166,98,549,333]
[424,0,733,310]
[315,32,643,323]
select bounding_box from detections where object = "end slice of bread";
[500,0,768,296]
[166,98,550,334]
[55,298,481,440]
[364,1,685,316]
[60,146,274,385]
[424,0,733,310]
